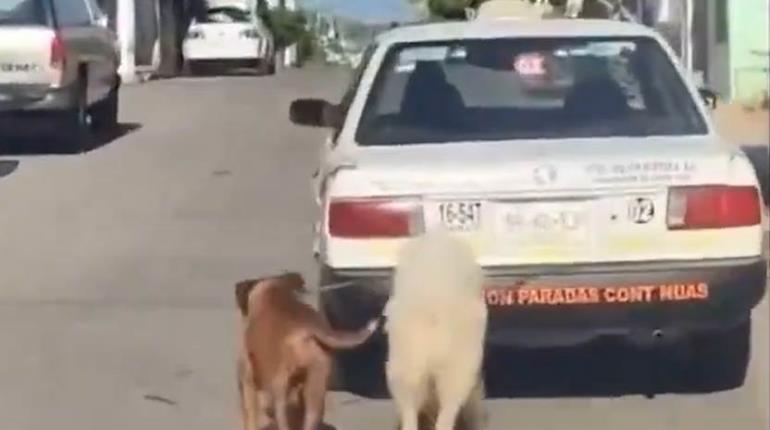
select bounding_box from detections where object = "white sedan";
[289,18,768,393]
[183,4,275,75]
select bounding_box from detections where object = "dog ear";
[235,279,258,316]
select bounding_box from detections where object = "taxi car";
[289,19,769,390]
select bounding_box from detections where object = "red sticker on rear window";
[514,53,546,76]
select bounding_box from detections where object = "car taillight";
[328,199,423,238]
[667,185,760,230]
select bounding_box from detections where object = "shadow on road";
[336,336,746,400]
[0,122,142,156]
[0,159,20,178]
[174,67,272,79]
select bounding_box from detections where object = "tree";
[406,0,616,20]
[262,7,308,50]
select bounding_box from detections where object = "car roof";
[376,19,658,45]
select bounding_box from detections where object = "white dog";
[384,230,488,430]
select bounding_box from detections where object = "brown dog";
[236,273,379,430]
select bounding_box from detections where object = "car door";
[51,0,117,105]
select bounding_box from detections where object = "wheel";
[90,84,119,132]
[255,58,274,76]
[685,319,751,392]
[59,77,91,153]
[187,61,204,76]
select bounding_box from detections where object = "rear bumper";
[0,83,78,113]
[319,257,768,348]
[183,42,268,61]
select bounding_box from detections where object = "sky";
[298,0,418,23]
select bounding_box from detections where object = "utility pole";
[116,0,136,83]
[679,0,693,73]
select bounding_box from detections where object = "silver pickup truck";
[0,0,120,152]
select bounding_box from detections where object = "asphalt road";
[0,67,767,430]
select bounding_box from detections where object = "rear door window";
[0,0,49,26]
[51,0,91,27]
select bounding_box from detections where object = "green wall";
[729,0,769,102]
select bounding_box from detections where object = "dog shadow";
[336,336,745,400]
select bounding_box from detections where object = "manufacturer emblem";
[533,165,557,186]
[628,197,655,224]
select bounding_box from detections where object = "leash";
[316,280,389,332]
[317,280,358,292]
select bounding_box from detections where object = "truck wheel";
[60,77,92,153]
[686,319,751,392]
[90,84,119,131]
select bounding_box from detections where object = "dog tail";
[311,318,379,350]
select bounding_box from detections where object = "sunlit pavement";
[0,67,766,430]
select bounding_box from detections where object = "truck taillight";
[667,185,760,230]
[328,199,423,238]
[50,33,65,69]
[49,32,66,87]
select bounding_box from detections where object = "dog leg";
[272,379,292,430]
[239,356,264,430]
[302,355,332,430]
[458,378,486,430]
[434,363,482,430]
[386,361,425,430]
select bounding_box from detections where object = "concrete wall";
[728,0,769,103]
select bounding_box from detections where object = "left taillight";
[328,198,423,238]
[667,185,761,230]
[49,32,66,87]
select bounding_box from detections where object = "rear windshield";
[356,37,709,146]
[0,0,48,26]
[201,6,250,23]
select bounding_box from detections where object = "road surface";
[0,67,766,430]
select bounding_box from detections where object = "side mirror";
[289,98,342,128]
[698,87,718,110]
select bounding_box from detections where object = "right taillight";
[49,32,66,87]
[667,185,760,230]
[328,198,423,238]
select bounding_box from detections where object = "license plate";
[496,202,588,243]
[436,201,482,231]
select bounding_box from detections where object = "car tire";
[90,84,119,132]
[187,61,204,76]
[60,76,92,154]
[685,319,751,392]
[255,58,274,76]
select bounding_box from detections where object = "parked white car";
[290,18,768,392]
[0,0,120,152]
[183,3,274,75]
